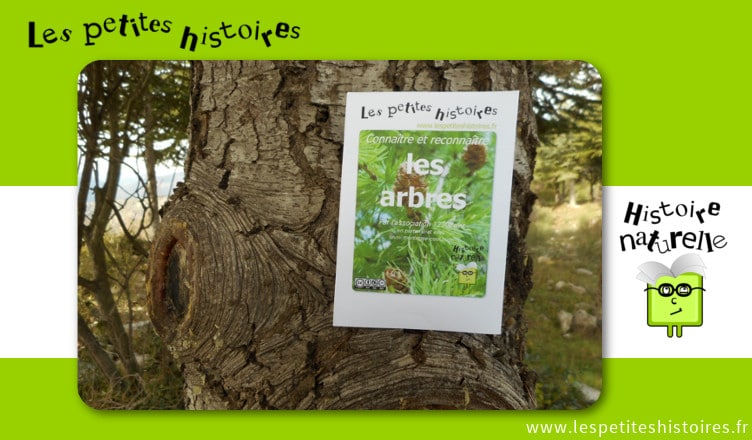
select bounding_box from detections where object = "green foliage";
[352,130,495,297]
[534,61,602,136]
[78,60,190,165]
[532,362,593,410]
[533,61,602,205]
[146,62,193,165]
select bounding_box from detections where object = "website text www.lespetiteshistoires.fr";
[525,419,749,437]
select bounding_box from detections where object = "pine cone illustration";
[462,144,488,176]
[394,162,428,204]
[384,266,410,293]
[393,162,427,220]
[405,207,423,222]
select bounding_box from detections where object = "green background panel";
[3,0,751,437]
[3,1,751,185]
[2,359,750,438]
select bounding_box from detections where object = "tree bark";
[148,60,538,409]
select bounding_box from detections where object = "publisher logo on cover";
[354,278,386,290]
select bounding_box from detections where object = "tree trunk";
[148,60,538,409]
[568,179,578,206]
[84,84,142,379]
[143,79,161,235]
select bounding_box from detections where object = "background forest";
[77,60,601,409]
[77,61,189,407]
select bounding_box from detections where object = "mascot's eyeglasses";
[645,283,704,297]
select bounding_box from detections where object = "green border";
[3,359,751,437]
[3,0,751,436]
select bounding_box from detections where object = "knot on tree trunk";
[148,217,195,342]
[146,60,538,410]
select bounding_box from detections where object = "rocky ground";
[523,201,602,409]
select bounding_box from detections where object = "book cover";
[352,129,496,298]
[334,91,519,334]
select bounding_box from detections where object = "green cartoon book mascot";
[637,254,706,338]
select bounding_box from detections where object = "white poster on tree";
[333,91,519,334]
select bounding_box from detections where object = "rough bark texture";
[147,60,538,409]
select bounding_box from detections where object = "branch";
[78,312,123,386]
[78,276,98,293]
[106,198,149,258]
